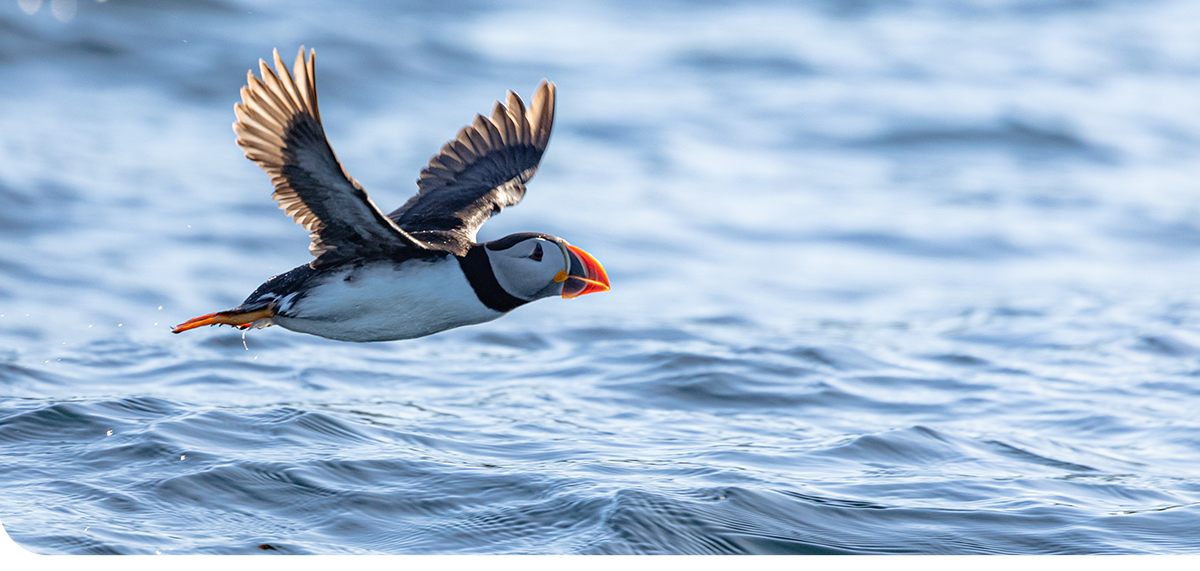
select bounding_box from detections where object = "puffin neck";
[458,245,530,313]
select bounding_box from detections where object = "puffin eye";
[530,243,543,261]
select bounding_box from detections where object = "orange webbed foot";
[172,308,275,333]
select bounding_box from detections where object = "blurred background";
[3,0,1200,554]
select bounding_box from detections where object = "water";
[3,0,1200,555]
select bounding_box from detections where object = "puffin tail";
[172,307,275,334]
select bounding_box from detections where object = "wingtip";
[536,79,557,103]
[528,79,556,149]
[272,48,287,75]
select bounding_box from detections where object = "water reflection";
[16,0,90,21]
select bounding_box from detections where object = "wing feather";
[529,83,555,148]
[234,47,427,262]
[387,80,556,254]
[505,91,529,146]
[491,102,514,146]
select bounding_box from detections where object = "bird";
[172,47,609,342]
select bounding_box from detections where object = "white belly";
[272,257,504,342]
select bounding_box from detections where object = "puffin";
[172,47,610,342]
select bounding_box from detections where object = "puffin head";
[483,233,610,301]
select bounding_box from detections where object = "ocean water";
[3,0,1200,555]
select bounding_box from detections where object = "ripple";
[5,0,1200,556]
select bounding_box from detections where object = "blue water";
[4,0,1200,555]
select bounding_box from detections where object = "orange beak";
[561,244,610,299]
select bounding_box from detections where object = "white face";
[485,236,569,301]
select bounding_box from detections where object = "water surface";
[3,0,1200,554]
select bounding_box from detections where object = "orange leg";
[172,307,275,334]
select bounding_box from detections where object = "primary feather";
[233,47,428,266]
[388,80,557,255]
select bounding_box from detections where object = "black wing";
[387,80,556,255]
[234,47,429,264]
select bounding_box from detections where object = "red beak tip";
[562,244,610,298]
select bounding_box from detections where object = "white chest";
[273,257,504,342]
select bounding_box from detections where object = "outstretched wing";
[388,80,556,255]
[234,47,428,263]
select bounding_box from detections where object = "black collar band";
[458,245,529,313]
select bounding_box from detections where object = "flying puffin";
[172,47,610,342]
